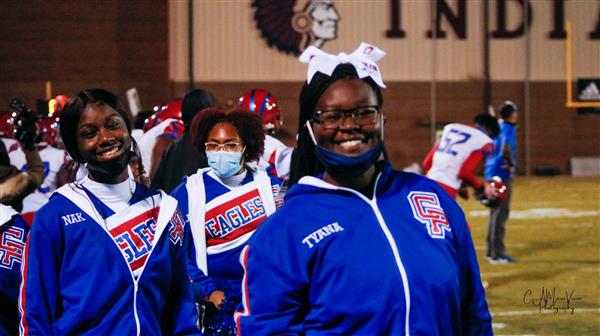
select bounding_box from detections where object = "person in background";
[485,100,519,264]
[171,107,283,335]
[0,129,44,213]
[19,88,200,335]
[239,89,294,181]
[151,88,215,193]
[0,204,29,335]
[137,99,185,178]
[422,113,500,200]
[235,43,492,335]
[9,113,68,224]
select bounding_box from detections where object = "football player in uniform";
[9,111,68,224]
[422,113,500,201]
[137,99,185,178]
[239,89,293,180]
[151,88,216,193]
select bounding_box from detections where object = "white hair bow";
[299,42,386,88]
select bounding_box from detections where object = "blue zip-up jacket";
[0,205,29,336]
[485,120,517,180]
[19,183,200,335]
[235,163,492,335]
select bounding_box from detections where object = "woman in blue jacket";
[19,89,200,335]
[235,43,493,335]
[172,108,283,335]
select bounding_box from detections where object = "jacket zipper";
[369,198,411,336]
[331,174,412,335]
[133,281,140,335]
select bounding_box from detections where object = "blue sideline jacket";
[235,163,492,335]
[485,120,517,180]
[19,183,200,335]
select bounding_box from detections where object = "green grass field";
[458,176,600,335]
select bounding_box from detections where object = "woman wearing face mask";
[171,107,284,336]
[235,43,492,335]
[19,89,200,335]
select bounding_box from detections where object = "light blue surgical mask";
[206,150,244,177]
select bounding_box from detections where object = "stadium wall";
[0,0,169,110]
[171,80,600,175]
[1,1,598,175]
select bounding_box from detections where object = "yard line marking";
[481,271,516,277]
[469,208,598,219]
[492,322,507,329]
[492,307,600,316]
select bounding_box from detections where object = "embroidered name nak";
[302,222,344,248]
[62,212,85,226]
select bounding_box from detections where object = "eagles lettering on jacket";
[171,167,281,298]
[235,163,492,335]
[19,182,199,335]
[205,189,266,245]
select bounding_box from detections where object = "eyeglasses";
[204,141,244,152]
[313,105,380,129]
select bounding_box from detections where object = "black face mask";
[85,150,132,182]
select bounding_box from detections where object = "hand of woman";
[208,290,226,310]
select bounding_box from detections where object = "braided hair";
[288,63,384,186]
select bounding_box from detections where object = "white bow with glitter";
[299,42,387,88]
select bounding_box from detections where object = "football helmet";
[478,176,508,208]
[0,111,15,138]
[143,98,182,132]
[37,116,60,146]
[48,95,69,117]
[239,89,282,134]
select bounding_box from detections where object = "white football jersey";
[260,134,293,180]
[1,137,18,153]
[426,123,493,190]
[9,145,67,214]
[137,118,184,172]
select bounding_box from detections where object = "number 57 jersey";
[425,123,494,191]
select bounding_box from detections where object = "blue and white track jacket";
[0,205,29,335]
[171,167,281,299]
[19,182,200,335]
[235,163,492,335]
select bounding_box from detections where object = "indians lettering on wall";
[253,0,340,56]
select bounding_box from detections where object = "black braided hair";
[288,63,384,186]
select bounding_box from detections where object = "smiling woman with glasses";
[235,43,493,335]
[313,105,379,129]
[170,107,284,336]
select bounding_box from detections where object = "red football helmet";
[239,89,282,134]
[0,111,15,138]
[479,176,508,207]
[143,98,182,132]
[48,95,69,117]
[37,116,60,147]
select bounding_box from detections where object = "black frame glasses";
[312,105,380,129]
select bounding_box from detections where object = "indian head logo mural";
[253,0,340,56]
